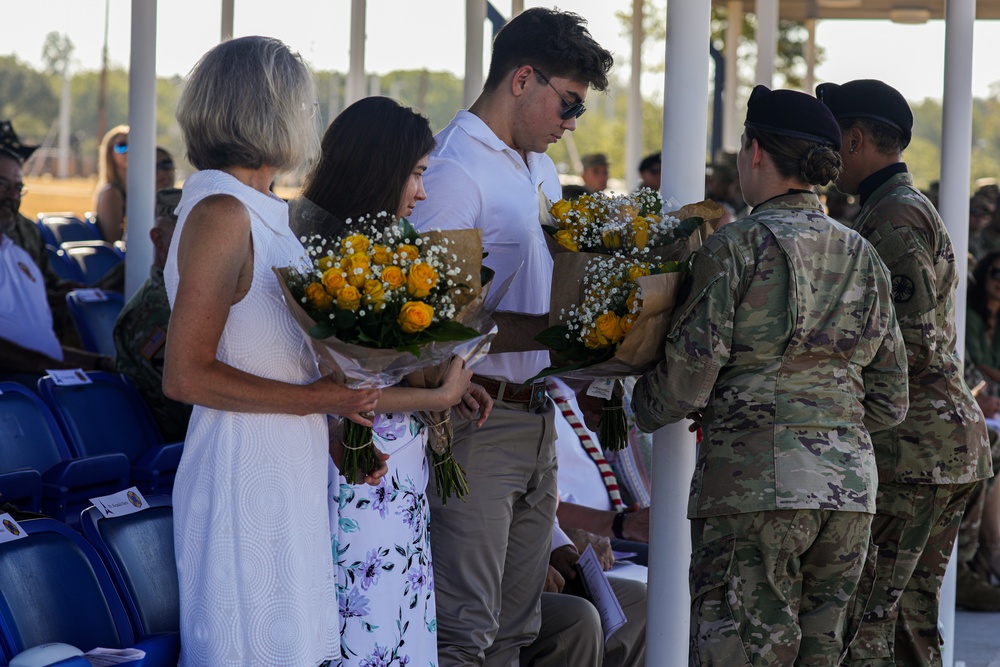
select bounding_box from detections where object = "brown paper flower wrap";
[533,192,724,449]
[275,218,496,501]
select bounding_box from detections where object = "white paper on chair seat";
[45,369,92,386]
[83,647,146,666]
[10,643,84,667]
[89,487,148,518]
[73,288,107,303]
[0,514,26,543]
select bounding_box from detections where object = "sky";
[7,0,1000,103]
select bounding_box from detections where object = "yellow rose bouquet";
[276,212,496,501]
[534,190,725,450]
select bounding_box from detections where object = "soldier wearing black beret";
[819,79,993,667]
[633,85,908,666]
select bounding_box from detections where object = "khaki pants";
[429,399,558,667]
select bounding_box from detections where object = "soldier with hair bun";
[632,86,909,666]
[819,78,993,667]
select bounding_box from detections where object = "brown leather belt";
[473,375,547,410]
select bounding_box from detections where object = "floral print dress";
[330,412,437,667]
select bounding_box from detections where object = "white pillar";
[511,0,524,17]
[723,0,742,151]
[328,72,341,126]
[938,2,975,662]
[58,66,71,179]
[220,0,234,41]
[625,0,643,190]
[651,2,711,665]
[754,0,778,88]
[346,0,367,106]
[125,0,157,301]
[464,0,487,109]
[803,18,816,94]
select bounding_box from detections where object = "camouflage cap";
[744,85,842,150]
[815,79,913,148]
[155,187,182,222]
[0,120,38,162]
[581,152,608,169]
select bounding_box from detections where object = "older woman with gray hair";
[162,36,380,666]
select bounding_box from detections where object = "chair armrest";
[42,453,131,492]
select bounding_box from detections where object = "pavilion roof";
[709,1,1000,22]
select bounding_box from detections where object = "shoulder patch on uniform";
[891,274,915,303]
[140,327,167,360]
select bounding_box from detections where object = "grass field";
[21,176,301,220]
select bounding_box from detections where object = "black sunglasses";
[535,69,586,121]
[156,160,175,171]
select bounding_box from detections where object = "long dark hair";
[969,250,1000,324]
[302,97,435,223]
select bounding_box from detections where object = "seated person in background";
[94,125,129,245]
[547,377,649,565]
[560,183,589,201]
[637,151,661,191]
[969,194,996,266]
[0,120,84,346]
[581,152,610,193]
[155,146,176,191]
[0,142,112,376]
[113,188,191,442]
[966,251,1000,389]
[521,517,646,667]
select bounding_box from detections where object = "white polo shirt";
[0,234,63,361]
[409,110,562,384]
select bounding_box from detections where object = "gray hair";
[177,36,318,173]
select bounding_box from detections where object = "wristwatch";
[612,511,627,540]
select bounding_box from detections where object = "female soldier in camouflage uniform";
[632,86,909,666]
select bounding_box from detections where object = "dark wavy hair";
[969,250,1000,324]
[744,128,843,187]
[302,97,435,222]
[484,7,614,92]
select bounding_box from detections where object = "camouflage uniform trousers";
[844,481,977,667]
[689,509,874,667]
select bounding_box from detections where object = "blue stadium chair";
[44,246,85,283]
[81,496,178,639]
[0,383,129,527]
[0,518,179,667]
[38,215,102,246]
[64,290,124,357]
[34,220,58,248]
[60,242,122,287]
[37,373,182,496]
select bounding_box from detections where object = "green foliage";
[0,55,58,138]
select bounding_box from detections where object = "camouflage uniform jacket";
[850,171,992,484]
[113,265,191,442]
[632,192,909,518]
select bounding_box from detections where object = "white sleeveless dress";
[165,170,339,667]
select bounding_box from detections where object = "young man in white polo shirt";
[408,8,613,666]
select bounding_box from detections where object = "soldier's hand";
[543,564,566,593]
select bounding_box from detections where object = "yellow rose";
[381,265,405,289]
[321,266,347,293]
[619,203,640,220]
[550,199,573,225]
[336,285,361,311]
[595,311,624,346]
[372,244,393,265]
[601,228,623,250]
[553,229,579,252]
[406,262,439,298]
[398,300,435,334]
[628,264,651,282]
[620,312,637,337]
[305,282,333,310]
[317,255,336,272]
[571,201,594,226]
[397,244,420,262]
[627,288,643,313]
[582,326,606,350]
[632,217,649,250]
[363,279,385,311]
[342,253,372,287]
[340,233,370,255]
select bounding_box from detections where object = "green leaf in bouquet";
[540,224,560,236]
[534,325,575,352]
[397,217,420,243]
[480,265,495,286]
[310,320,337,340]
[335,309,358,330]
[421,320,483,342]
[654,260,682,274]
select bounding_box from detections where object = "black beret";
[815,79,912,148]
[0,120,38,162]
[744,85,842,150]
